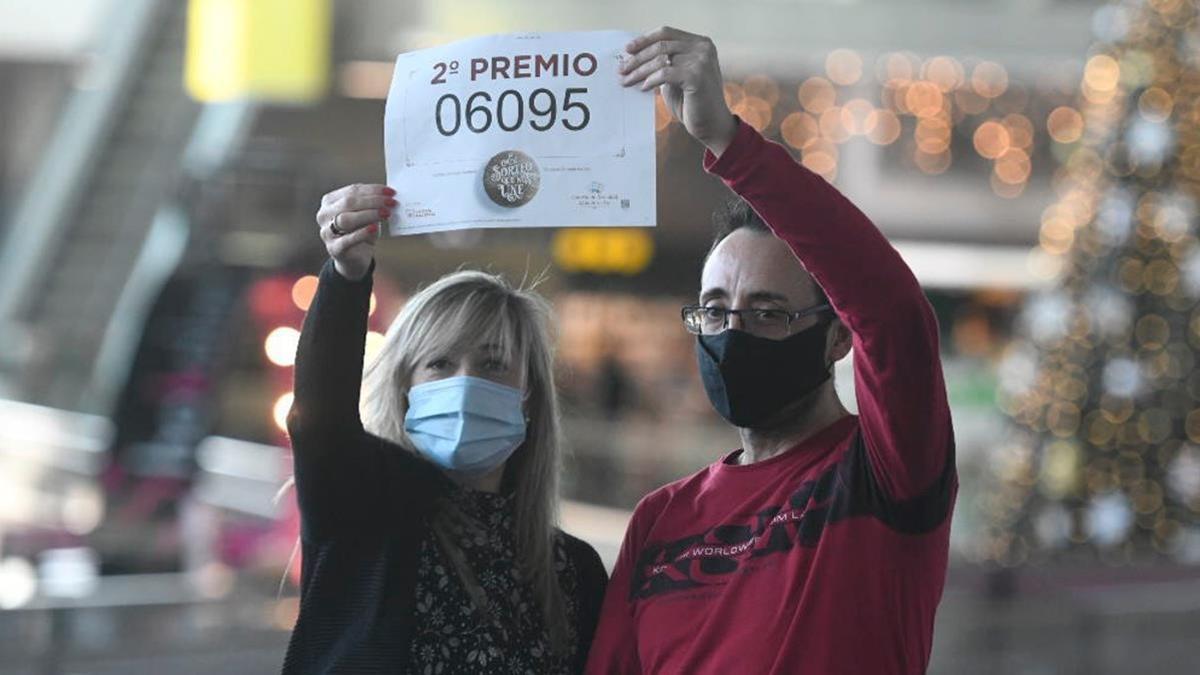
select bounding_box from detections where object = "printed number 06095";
[435,88,590,136]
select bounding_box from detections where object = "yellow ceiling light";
[185,0,331,103]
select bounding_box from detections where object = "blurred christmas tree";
[985,0,1200,567]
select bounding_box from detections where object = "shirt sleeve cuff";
[321,257,376,287]
[702,116,763,178]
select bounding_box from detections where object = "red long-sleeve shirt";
[585,120,957,675]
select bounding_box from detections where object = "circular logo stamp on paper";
[483,150,540,208]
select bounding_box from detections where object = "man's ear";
[827,318,853,362]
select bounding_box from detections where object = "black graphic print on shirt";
[629,432,956,601]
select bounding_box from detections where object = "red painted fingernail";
[382,187,396,196]
[379,208,391,218]
[385,198,398,207]
[368,223,379,234]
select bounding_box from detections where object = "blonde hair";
[361,269,569,650]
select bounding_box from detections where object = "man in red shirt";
[586,27,957,674]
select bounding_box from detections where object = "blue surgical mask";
[404,375,527,475]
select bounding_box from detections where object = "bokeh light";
[264,327,301,367]
[798,77,837,114]
[974,120,1012,159]
[1048,106,1085,143]
[290,275,318,311]
[971,61,1009,98]
[825,49,863,86]
[273,392,294,433]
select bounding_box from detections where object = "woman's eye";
[484,359,507,371]
[427,358,451,371]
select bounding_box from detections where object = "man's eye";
[755,310,782,321]
[702,307,725,319]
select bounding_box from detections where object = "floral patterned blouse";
[408,487,581,674]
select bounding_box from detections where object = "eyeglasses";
[680,303,832,336]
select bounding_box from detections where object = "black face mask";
[695,317,833,429]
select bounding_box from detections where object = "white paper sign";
[384,31,656,235]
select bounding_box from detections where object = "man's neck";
[736,384,849,465]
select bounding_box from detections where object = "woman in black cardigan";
[281,183,608,674]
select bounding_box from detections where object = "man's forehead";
[700,230,817,301]
[699,286,791,303]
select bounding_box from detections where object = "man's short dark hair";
[708,198,829,305]
[711,197,772,248]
